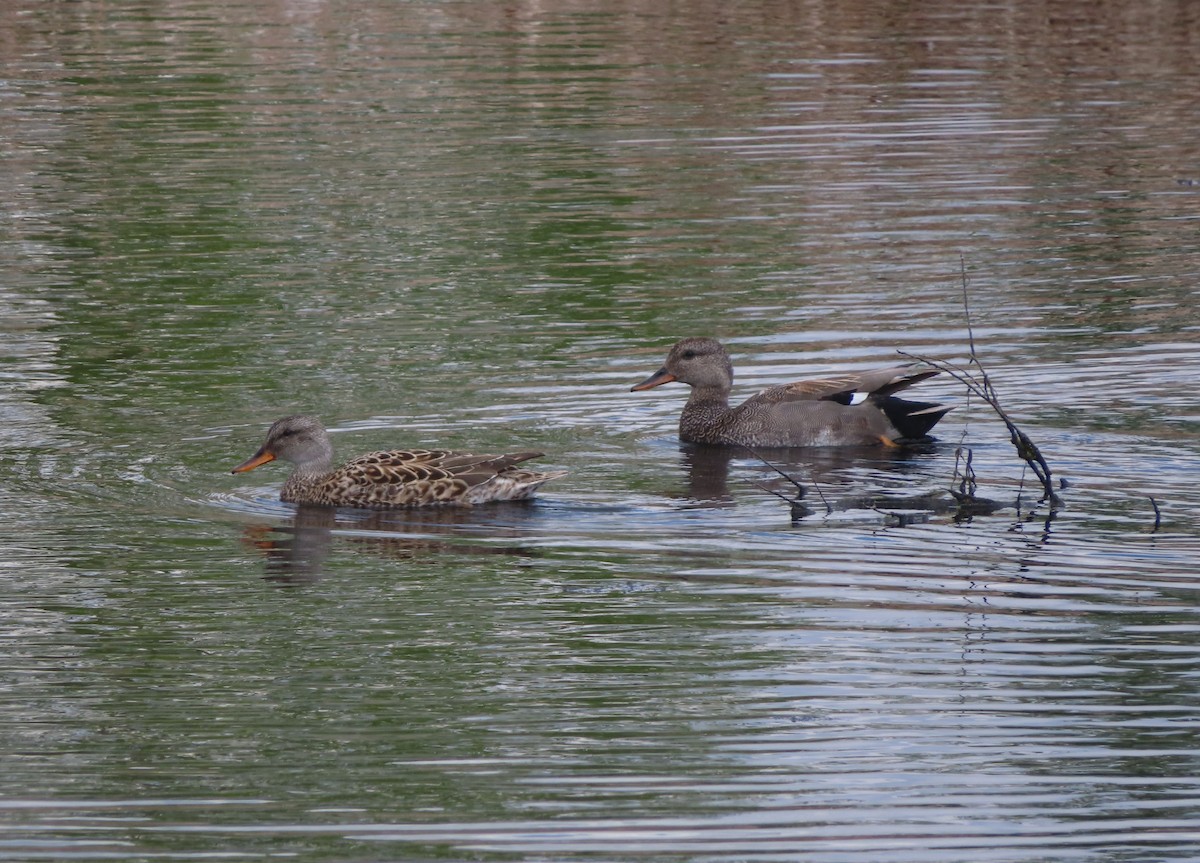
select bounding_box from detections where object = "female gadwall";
[631,337,951,448]
[231,415,566,508]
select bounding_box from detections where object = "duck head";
[631,337,734,392]
[231,414,335,474]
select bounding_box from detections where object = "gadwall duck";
[631,337,951,448]
[231,415,566,508]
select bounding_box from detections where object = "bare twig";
[871,506,930,527]
[953,446,977,499]
[749,449,833,516]
[751,482,813,520]
[899,350,1061,508]
[960,254,978,360]
[900,262,1062,508]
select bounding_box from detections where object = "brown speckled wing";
[281,448,562,509]
[307,449,552,508]
[346,449,454,470]
[348,449,541,473]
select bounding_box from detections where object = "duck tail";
[878,397,953,441]
[869,368,939,398]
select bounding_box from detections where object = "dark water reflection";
[243,502,548,585]
[4,0,1200,860]
[668,442,1013,531]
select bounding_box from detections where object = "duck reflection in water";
[241,503,545,585]
[677,441,954,520]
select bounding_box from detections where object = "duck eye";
[680,350,697,360]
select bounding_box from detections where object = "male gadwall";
[231,415,566,508]
[631,337,951,448]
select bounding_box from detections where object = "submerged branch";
[897,349,1061,508]
[747,449,832,519]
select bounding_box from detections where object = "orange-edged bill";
[231,449,276,474]
[630,367,676,391]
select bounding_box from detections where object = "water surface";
[3,0,1200,860]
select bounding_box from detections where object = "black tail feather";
[877,397,953,441]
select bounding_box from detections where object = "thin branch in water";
[752,482,797,504]
[871,506,929,527]
[900,263,1061,508]
[751,482,812,520]
[748,449,833,517]
[960,253,979,361]
[953,446,978,499]
[1149,496,1162,532]
[902,347,1060,507]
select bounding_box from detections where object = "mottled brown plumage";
[631,337,952,448]
[231,415,566,508]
